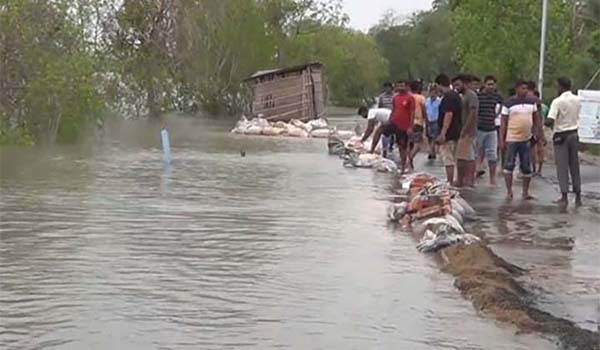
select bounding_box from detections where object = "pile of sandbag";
[231,116,334,138]
[327,135,382,156]
[387,173,479,253]
[342,152,397,173]
[327,132,395,172]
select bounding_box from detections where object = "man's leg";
[487,131,498,185]
[503,142,517,199]
[553,137,570,204]
[381,135,391,158]
[397,135,408,174]
[440,142,455,184]
[519,141,534,199]
[530,140,537,176]
[567,133,582,205]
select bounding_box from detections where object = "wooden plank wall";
[249,66,325,122]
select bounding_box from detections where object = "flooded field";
[1,116,596,349]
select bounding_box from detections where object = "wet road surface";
[1,117,595,349]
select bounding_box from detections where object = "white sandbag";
[261,127,287,136]
[250,117,270,128]
[286,125,309,138]
[374,158,398,173]
[307,118,329,130]
[291,119,312,133]
[310,128,332,138]
[245,125,263,135]
[336,130,357,139]
[231,116,251,133]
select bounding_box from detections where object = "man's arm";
[545,99,558,129]
[462,105,478,137]
[409,97,416,131]
[499,115,508,150]
[437,111,453,143]
[361,119,376,143]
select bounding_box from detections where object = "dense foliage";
[1,0,598,144]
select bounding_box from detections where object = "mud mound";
[439,244,599,350]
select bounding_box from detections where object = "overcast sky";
[344,0,434,31]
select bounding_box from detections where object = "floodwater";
[0,116,593,349]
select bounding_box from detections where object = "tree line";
[1,0,598,144]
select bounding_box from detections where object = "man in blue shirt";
[425,84,441,159]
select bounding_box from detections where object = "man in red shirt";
[370,80,415,173]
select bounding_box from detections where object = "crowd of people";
[357,74,584,206]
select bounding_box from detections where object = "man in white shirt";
[546,77,582,206]
[358,106,392,157]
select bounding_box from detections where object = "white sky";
[344,0,434,31]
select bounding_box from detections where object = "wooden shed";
[244,63,325,122]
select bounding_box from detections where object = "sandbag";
[310,128,332,138]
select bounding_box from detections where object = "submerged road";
[0,117,597,349]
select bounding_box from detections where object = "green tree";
[452,0,571,92]
[371,6,459,83]
[283,26,387,106]
[0,0,104,144]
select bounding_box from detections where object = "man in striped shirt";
[476,75,503,185]
[500,80,543,200]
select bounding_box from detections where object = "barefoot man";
[370,80,415,173]
[435,74,462,184]
[499,80,544,200]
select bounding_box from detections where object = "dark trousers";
[554,131,581,194]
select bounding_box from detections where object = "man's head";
[470,75,481,91]
[383,82,393,94]
[434,74,451,92]
[515,80,529,97]
[557,77,572,94]
[395,80,409,93]
[451,74,471,93]
[357,106,368,118]
[409,80,422,94]
[526,81,536,96]
[483,75,497,94]
[429,84,439,98]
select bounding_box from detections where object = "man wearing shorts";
[452,74,479,187]
[409,80,427,170]
[435,74,462,184]
[357,106,392,157]
[499,80,543,200]
[370,80,415,174]
[476,75,503,185]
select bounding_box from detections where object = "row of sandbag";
[231,116,355,139]
[387,173,480,253]
[327,134,397,172]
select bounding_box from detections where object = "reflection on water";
[0,118,561,349]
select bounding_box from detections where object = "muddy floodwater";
[1,117,597,349]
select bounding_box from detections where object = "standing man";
[357,106,392,157]
[470,76,482,93]
[476,75,503,185]
[546,77,582,206]
[425,84,441,159]
[435,74,462,184]
[378,82,394,110]
[453,74,479,187]
[499,80,544,200]
[409,80,427,170]
[371,80,415,173]
[377,82,395,155]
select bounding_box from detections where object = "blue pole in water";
[161,128,171,165]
